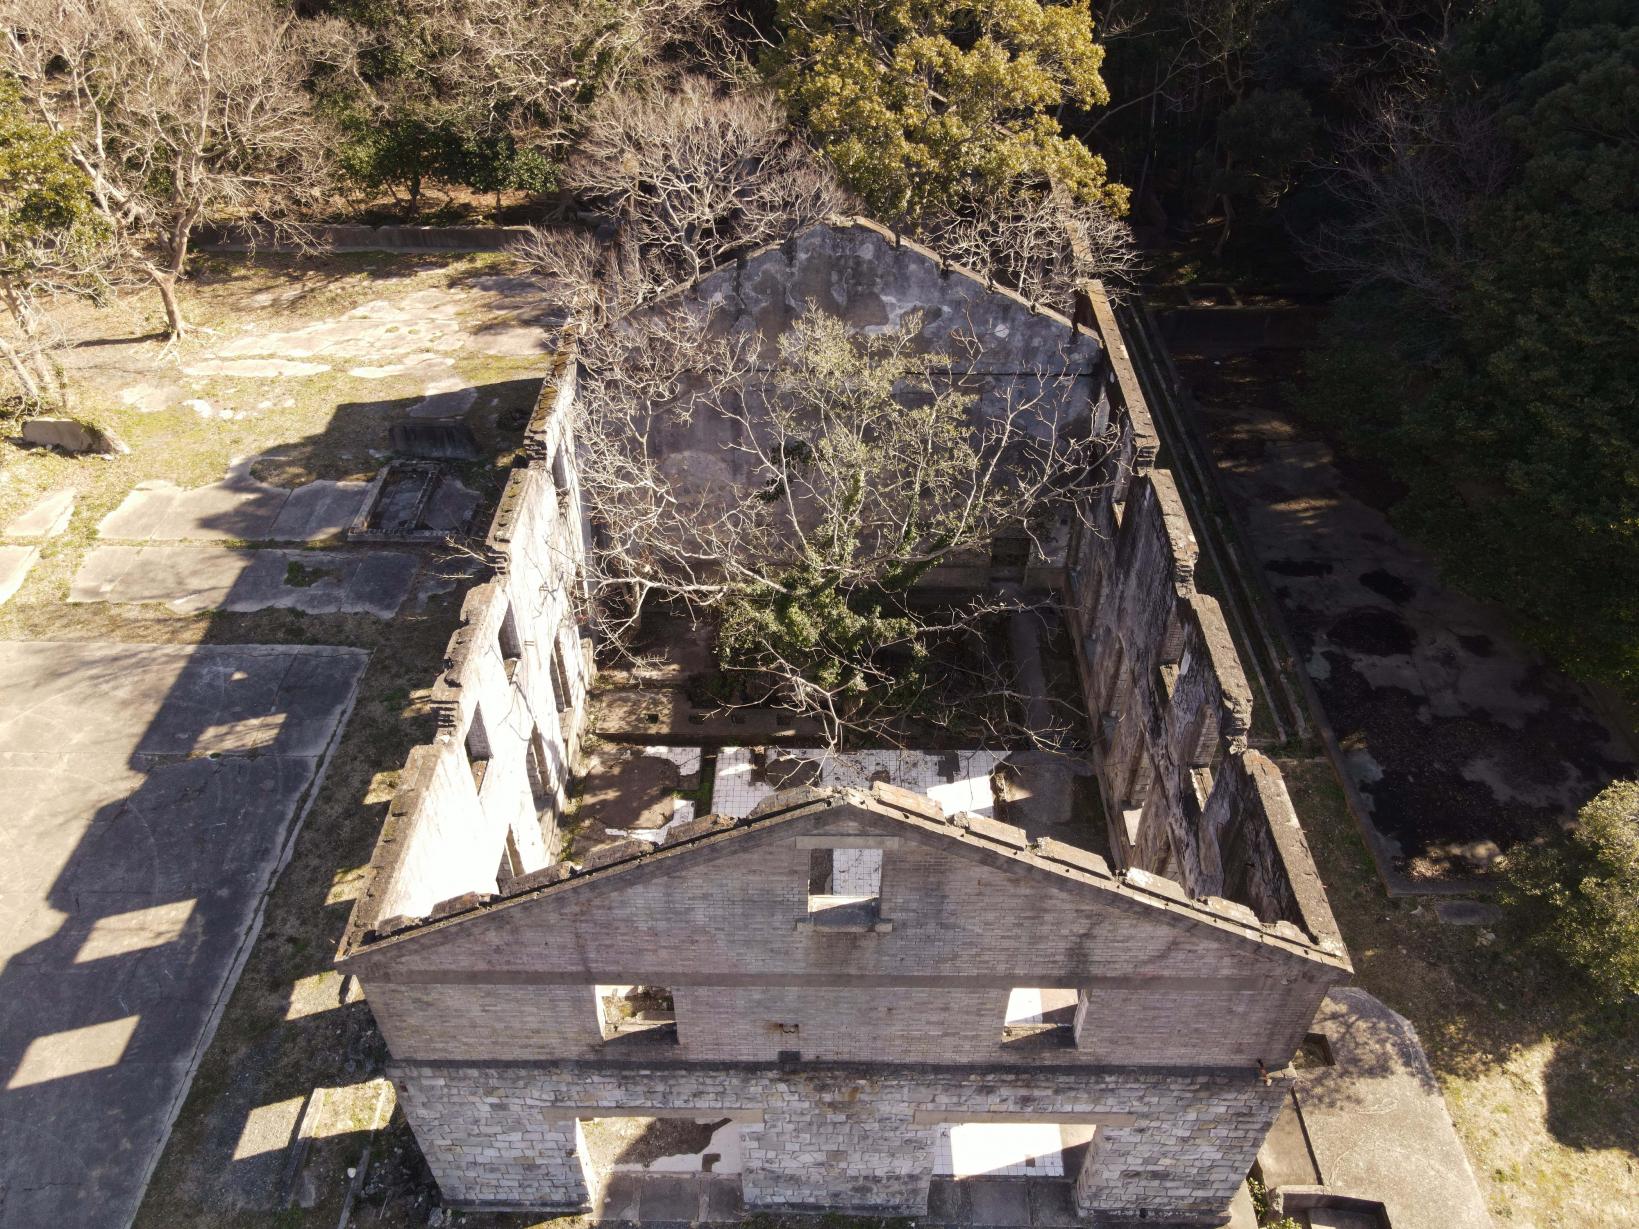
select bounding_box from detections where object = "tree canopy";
[765,0,1128,221]
[1304,0,1639,685]
[1507,778,1639,1002]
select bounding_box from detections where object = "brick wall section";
[390,1061,1290,1222]
[345,796,1343,1072]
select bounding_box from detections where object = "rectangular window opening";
[595,984,678,1047]
[526,727,560,858]
[550,630,573,712]
[934,1122,1089,1179]
[1000,988,1078,1049]
[465,705,492,792]
[806,847,882,928]
[552,446,573,512]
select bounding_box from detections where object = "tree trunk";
[0,280,59,406]
[0,334,44,404]
[152,212,197,338]
[152,269,186,338]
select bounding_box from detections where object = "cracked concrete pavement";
[0,642,367,1229]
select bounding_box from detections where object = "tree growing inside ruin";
[575,306,1107,744]
[765,0,1128,223]
[0,0,330,336]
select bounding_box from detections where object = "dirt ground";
[0,253,563,1229]
[1169,331,1634,885]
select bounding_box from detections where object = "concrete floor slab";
[98,461,370,543]
[635,1173,699,1222]
[0,544,39,606]
[1025,1181,1078,1227]
[266,479,372,540]
[4,487,75,538]
[1280,988,1491,1229]
[0,641,367,1229]
[70,545,418,617]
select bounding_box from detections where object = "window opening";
[595,984,678,1046]
[465,705,492,791]
[497,828,523,885]
[806,847,882,927]
[1000,988,1077,1048]
[550,630,573,712]
[498,604,523,681]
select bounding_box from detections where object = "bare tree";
[533,79,846,312]
[0,0,331,336]
[919,187,1142,310]
[1305,93,1509,314]
[443,0,727,147]
[307,0,728,213]
[574,304,1110,745]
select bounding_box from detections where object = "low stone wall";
[392,1060,1290,1224]
[196,222,530,253]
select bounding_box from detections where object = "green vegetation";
[715,313,990,720]
[1301,1,1639,689]
[765,0,1127,222]
[1506,779,1639,1002]
[0,78,107,407]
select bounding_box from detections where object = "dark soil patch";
[1359,569,1416,604]
[1312,650,1628,877]
[1327,607,1418,657]
[1457,632,1495,657]
[1266,558,1333,578]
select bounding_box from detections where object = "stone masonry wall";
[342,268,1349,1229]
[391,1060,1291,1223]
[348,352,594,931]
[621,218,1105,581]
[1066,284,1341,952]
[347,797,1342,1073]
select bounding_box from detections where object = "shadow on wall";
[0,348,542,1225]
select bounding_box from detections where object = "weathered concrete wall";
[346,791,1342,1073]
[1065,284,1343,959]
[391,1060,1291,1223]
[350,352,593,929]
[614,218,1105,579]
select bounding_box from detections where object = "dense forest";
[0,0,1635,699]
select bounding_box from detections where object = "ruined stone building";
[339,220,1351,1226]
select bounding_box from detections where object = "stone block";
[578,838,649,870]
[4,488,75,538]
[430,892,488,920]
[662,814,739,845]
[21,417,123,454]
[961,814,1030,849]
[870,780,946,822]
[1033,837,1113,878]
